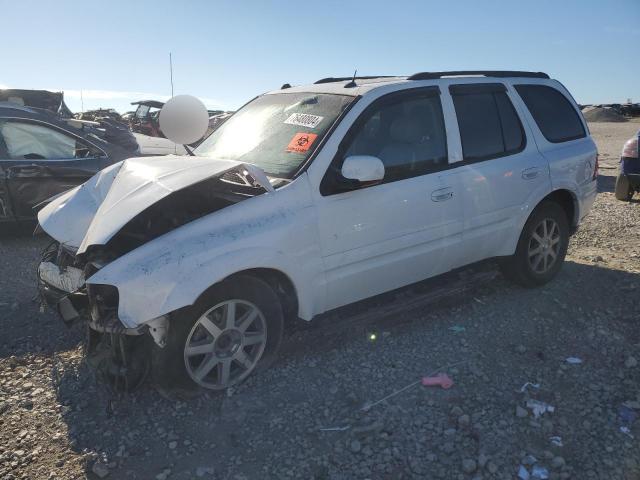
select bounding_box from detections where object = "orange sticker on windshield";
[287,132,318,153]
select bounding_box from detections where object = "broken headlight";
[87,284,119,326]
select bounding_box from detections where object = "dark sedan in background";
[0,102,139,223]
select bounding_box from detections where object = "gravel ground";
[1,121,639,480]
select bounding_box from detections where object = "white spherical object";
[159,95,209,145]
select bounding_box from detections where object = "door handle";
[431,187,453,202]
[522,167,540,180]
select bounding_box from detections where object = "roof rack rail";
[407,70,550,80]
[314,76,394,84]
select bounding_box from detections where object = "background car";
[615,129,640,201]
[0,102,139,223]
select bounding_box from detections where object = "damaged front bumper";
[37,243,88,325]
[37,241,169,392]
[37,241,167,341]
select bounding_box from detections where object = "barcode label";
[284,113,324,129]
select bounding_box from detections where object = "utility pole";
[169,53,174,98]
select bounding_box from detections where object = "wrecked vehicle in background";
[615,129,640,201]
[36,72,597,393]
[0,102,139,223]
[129,100,165,137]
[75,108,126,124]
[0,88,74,117]
[130,99,232,142]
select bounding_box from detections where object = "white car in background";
[36,71,598,392]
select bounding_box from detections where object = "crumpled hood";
[37,155,273,253]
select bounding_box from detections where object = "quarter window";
[341,90,448,183]
[515,85,585,143]
[450,85,525,161]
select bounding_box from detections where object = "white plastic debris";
[532,465,550,479]
[518,465,530,480]
[526,399,555,418]
[565,357,583,364]
[520,382,540,393]
[550,436,564,447]
[319,425,350,432]
[620,426,634,438]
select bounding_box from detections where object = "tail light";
[593,153,599,180]
[621,136,639,159]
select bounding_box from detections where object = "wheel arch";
[223,268,300,323]
[541,188,578,230]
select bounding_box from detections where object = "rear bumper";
[578,178,598,223]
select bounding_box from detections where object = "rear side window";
[515,85,585,143]
[450,84,525,161]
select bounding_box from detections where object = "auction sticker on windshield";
[287,133,318,153]
[284,113,324,129]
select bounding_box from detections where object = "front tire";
[615,174,634,201]
[152,275,284,392]
[500,201,569,287]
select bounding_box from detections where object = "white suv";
[37,71,598,391]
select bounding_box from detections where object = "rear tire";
[615,174,634,201]
[152,275,284,392]
[499,201,569,287]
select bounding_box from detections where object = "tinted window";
[515,85,585,143]
[452,89,525,161]
[343,91,447,183]
[495,93,524,151]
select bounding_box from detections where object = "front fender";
[86,177,324,328]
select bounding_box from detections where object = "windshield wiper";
[183,144,195,156]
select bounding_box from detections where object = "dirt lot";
[1,121,639,480]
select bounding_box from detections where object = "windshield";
[194,92,355,178]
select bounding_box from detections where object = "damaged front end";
[37,240,165,392]
[36,156,273,392]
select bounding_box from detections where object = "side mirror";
[341,155,385,184]
[159,95,210,145]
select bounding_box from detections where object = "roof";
[131,100,165,108]
[267,71,553,97]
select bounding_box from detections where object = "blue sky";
[1,0,639,113]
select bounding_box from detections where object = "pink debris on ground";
[421,373,454,389]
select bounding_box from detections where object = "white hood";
[37,155,273,253]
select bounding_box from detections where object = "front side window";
[195,93,355,178]
[515,84,585,143]
[341,90,448,183]
[451,84,525,161]
[0,120,102,160]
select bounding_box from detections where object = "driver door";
[314,88,464,311]
[0,119,107,219]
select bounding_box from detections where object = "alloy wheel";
[527,218,561,274]
[183,299,267,389]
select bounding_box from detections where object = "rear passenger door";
[448,83,551,264]
[513,84,596,221]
